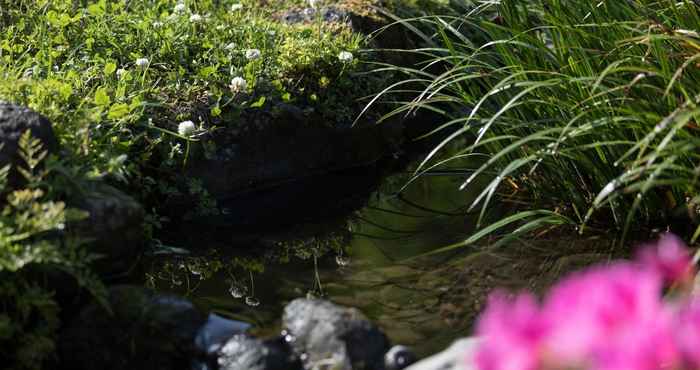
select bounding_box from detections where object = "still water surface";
[144,164,614,357]
[145,167,479,356]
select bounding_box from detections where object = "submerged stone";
[282,298,390,370]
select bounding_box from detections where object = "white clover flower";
[229,77,248,93]
[308,0,321,9]
[152,21,164,28]
[338,51,354,63]
[245,49,261,60]
[178,120,196,136]
[116,68,127,78]
[230,3,243,11]
[224,42,236,50]
[189,13,203,23]
[135,58,149,69]
[174,3,187,13]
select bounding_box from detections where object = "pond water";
[141,158,618,358]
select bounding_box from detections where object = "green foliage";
[0,131,105,370]
[369,0,700,245]
[0,0,365,173]
[0,280,60,370]
[0,0,391,231]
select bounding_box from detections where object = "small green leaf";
[129,96,143,111]
[88,2,105,16]
[250,96,266,108]
[104,62,117,75]
[107,103,130,120]
[211,106,222,117]
[46,11,61,27]
[198,65,217,78]
[94,87,111,106]
[58,83,72,100]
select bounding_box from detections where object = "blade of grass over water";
[367,0,700,247]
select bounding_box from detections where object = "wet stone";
[384,345,417,370]
[216,334,302,370]
[195,313,252,356]
[282,298,391,370]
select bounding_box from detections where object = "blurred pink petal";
[475,291,547,370]
[541,262,666,367]
[636,233,693,284]
[675,297,700,368]
[474,234,696,370]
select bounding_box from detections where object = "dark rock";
[162,102,402,232]
[282,298,390,370]
[0,102,59,189]
[216,334,302,370]
[71,182,145,278]
[278,5,420,66]
[59,285,207,370]
[384,345,417,370]
[280,7,350,26]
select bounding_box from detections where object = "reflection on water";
[143,162,619,357]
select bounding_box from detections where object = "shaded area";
[141,158,621,357]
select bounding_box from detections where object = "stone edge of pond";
[58,285,434,370]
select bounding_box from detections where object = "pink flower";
[475,291,547,370]
[636,233,693,285]
[591,305,679,370]
[675,298,700,368]
[540,263,672,369]
[472,234,695,370]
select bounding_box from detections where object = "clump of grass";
[0,0,365,182]
[368,0,700,247]
[0,0,397,233]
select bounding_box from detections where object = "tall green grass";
[367,0,700,247]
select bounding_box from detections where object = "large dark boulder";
[160,102,402,234]
[59,285,208,370]
[282,298,391,370]
[184,104,402,203]
[0,102,59,189]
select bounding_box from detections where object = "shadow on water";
[140,155,622,357]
